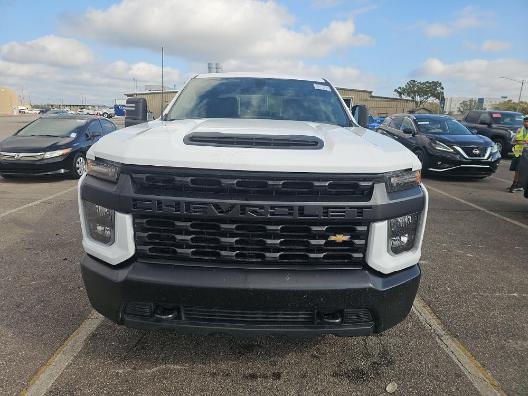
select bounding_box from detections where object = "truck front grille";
[127,167,376,202]
[134,215,368,269]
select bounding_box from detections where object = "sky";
[0,0,526,105]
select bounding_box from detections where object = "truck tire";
[103,112,109,118]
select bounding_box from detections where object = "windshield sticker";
[417,121,430,124]
[314,84,331,91]
[492,113,502,118]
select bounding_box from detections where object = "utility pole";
[500,76,526,112]
[161,46,164,119]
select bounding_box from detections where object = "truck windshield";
[165,77,350,127]
[416,117,472,135]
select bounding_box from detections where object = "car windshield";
[165,77,350,127]
[416,117,472,135]
[16,118,87,137]
[490,112,523,128]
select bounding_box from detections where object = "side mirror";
[402,127,415,135]
[351,104,368,128]
[125,98,148,128]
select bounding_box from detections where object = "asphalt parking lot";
[0,115,526,395]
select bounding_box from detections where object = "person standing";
[508,116,528,192]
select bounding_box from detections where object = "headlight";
[388,213,420,254]
[87,158,121,182]
[385,170,421,193]
[83,201,115,245]
[43,148,72,158]
[491,143,498,153]
[509,130,515,140]
[430,140,453,152]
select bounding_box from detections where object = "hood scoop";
[184,132,324,150]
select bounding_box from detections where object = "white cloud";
[220,59,377,89]
[62,0,373,61]
[424,6,490,38]
[481,40,511,52]
[0,36,182,104]
[0,35,94,67]
[414,57,528,99]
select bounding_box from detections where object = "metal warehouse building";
[124,86,415,119]
[0,87,19,115]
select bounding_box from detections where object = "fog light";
[388,213,420,254]
[83,201,115,244]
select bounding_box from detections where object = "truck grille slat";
[134,215,367,268]
[128,168,376,202]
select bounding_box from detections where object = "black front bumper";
[81,254,421,336]
[425,150,501,176]
[0,154,74,176]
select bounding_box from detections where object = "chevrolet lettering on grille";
[132,199,370,219]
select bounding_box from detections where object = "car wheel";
[492,138,505,155]
[103,112,108,118]
[70,153,87,179]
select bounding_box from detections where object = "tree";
[458,99,482,113]
[394,80,445,108]
[493,100,528,114]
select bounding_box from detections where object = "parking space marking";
[426,184,528,230]
[21,311,104,396]
[490,175,513,184]
[0,186,76,220]
[412,297,506,396]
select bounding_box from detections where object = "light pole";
[500,76,526,112]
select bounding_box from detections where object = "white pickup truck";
[77,73,428,336]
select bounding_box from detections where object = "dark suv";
[460,110,524,155]
[377,114,500,177]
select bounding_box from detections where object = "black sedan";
[377,114,501,177]
[0,115,116,179]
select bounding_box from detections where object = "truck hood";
[89,118,421,173]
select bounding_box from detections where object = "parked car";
[95,107,115,118]
[367,115,385,130]
[78,73,428,336]
[377,114,500,177]
[460,110,524,156]
[0,115,117,179]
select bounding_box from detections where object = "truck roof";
[195,72,325,83]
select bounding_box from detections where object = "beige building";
[125,86,415,119]
[0,87,19,115]
[125,90,179,118]
[336,87,415,116]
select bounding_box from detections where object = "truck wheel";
[103,112,109,118]
[492,138,505,155]
[70,153,87,179]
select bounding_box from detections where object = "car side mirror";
[125,97,148,128]
[351,104,368,128]
[402,127,415,135]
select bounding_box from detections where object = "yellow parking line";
[413,297,506,396]
[20,311,104,396]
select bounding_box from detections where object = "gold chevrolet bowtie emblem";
[328,234,350,243]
